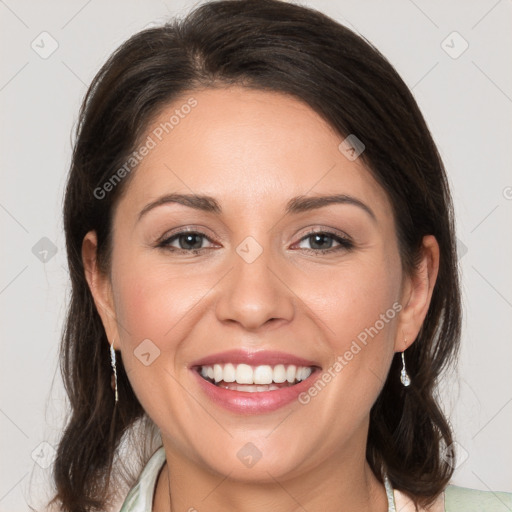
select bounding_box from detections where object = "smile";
[189,349,321,413]
[198,363,313,392]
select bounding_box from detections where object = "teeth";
[273,364,287,383]
[220,383,281,392]
[286,365,296,383]
[200,363,313,385]
[213,364,223,383]
[253,365,273,385]
[297,366,312,381]
[222,363,236,382]
[236,363,254,384]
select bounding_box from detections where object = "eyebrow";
[137,193,376,222]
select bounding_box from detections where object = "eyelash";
[156,228,354,256]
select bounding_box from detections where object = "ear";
[394,235,440,352]
[82,230,120,347]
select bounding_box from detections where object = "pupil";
[310,234,332,250]
[180,233,203,250]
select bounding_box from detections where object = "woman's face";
[85,86,436,481]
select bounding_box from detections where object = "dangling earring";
[110,338,119,403]
[400,350,411,387]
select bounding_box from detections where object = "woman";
[50,0,512,511]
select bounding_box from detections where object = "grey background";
[1,0,511,509]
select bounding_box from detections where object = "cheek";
[297,257,402,434]
[110,252,219,380]
[311,256,402,350]
[114,269,174,343]
[110,258,204,425]
[111,242,205,340]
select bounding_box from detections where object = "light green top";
[120,447,512,512]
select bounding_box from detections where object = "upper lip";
[189,349,321,369]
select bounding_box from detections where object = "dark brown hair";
[52,0,461,510]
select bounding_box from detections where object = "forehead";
[115,86,391,221]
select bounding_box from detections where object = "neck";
[153,439,389,512]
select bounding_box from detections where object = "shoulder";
[393,484,512,512]
[444,484,512,512]
[119,446,166,512]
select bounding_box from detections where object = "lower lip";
[191,368,320,414]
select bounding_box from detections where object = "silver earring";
[110,339,119,403]
[400,350,411,387]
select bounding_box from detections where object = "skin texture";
[82,86,439,512]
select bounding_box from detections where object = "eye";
[294,230,353,254]
[156,228,353,256]
[157,230,215,254]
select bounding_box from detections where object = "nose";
[214,239,295,332]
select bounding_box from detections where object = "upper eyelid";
[158,226,215,241]
[298,227,351,240]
